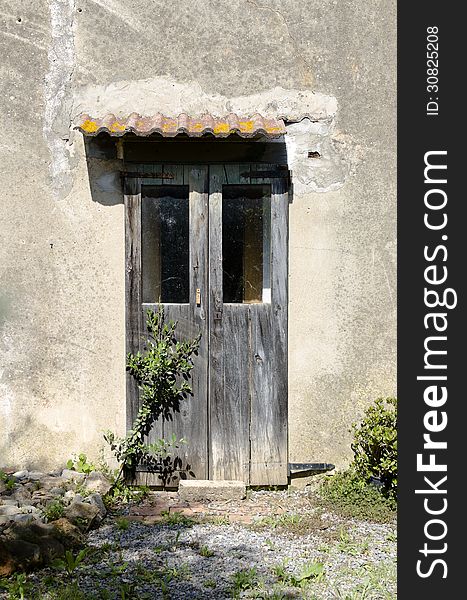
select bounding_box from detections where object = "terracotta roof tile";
[74,112,286,138]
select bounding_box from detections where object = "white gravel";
[61,518,396,599]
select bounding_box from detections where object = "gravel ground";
[1,490,397,599]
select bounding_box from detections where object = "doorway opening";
[122,136,290,486]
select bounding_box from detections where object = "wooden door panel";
[209,165,289,485]
[125,166,209,486]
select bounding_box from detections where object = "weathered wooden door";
[125,164,288,485]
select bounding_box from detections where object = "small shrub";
[319,470,395,522]
[104,306,200,485]
[351,397,397,499]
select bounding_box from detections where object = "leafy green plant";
[66,453,96,474]
[116,516,130,531]
[160,510,196,527]
[231,568,258,597]
[47,584,88,600]
[272,560,325,588]
[336,529,368,556]
[103,480,150,508]
[0,469,15,491]
[351,397,397,499]
[209,515,230,525]
[42,499,65,522]
[199,545,214,557]
[290,562,325,586]
[52,548,89,576]
[0,573,29,599]
[119,582,138,599]
[104,306,200,484]
[272,561,290,583]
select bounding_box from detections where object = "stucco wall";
[0,0,396,470]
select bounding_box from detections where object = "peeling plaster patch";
[43,0,76,198]
[285,119,353,195]
[72,77,337,122]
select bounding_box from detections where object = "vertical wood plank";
[209,166,252,482]
[249,176,288,485]
[165,165,209,482]
[124,178,142,432]
[208,165,225,479]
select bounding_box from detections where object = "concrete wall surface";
[0,0,396,471]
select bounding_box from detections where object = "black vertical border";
[398,4,463,597]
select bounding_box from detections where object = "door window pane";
[222,185,271,303]
[142,185,189,303]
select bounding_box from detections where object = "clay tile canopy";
[74,112,286,138]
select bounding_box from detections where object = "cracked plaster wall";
[0,0,396,471]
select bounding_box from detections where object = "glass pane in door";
[222,184,271,303]
[142,185,189,303]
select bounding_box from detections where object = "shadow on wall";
[83,133,290,207]
[0,413,75,472]
[84,135,124,207]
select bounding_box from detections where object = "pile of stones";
[0,469,112,576]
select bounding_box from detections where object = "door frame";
[123,163,289,485]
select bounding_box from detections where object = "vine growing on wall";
[104,306,201,484]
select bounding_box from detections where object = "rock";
[0,516,10,526]
[28,472,45,481]
[71,494,84,504]
[31,492,55,506]
[0,521,65,574]
[63,490,75,502]
[88,493,106,518]
[0,515,59,574]
[61,469,86,482]
[49,487,65,497]
[64,500,101,532]
[52,518,84,548]
[0,481,7,495]
[4,521,56,542]
[35,535,65,562]
[36,476,59,489]
[0,506,22,517]
[48,469,62,477]
[0,538,41,575]
[178,479,246,502]
[0,498,19,507]
[20,506,41,516]
[12,470,28,480]
[13,514,37,524]
[84,471,112,496]
[11,488,32,504]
